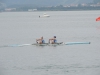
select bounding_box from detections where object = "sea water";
[0,11,100,75]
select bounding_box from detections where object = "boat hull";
[32,42,63,46]
[32,42,90,46]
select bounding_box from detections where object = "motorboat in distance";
[39,13,50,18]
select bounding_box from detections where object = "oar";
[0,44,32,48]
[64,42,91,45]
[8,44,31,47]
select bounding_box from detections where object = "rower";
[36,36,45,44]
[49,36,57,44]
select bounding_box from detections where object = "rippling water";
[0,11,100,75]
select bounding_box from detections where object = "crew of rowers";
[36,36,57,44]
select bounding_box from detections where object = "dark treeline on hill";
[1,0,93,6]
[0,0,100,7]
[1,0,100,6]
[13,5,100,11]
[0,0,100,11]
[37,6,100,11]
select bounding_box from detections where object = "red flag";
[96,17,100,21]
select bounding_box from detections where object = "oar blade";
[65,42,91,45]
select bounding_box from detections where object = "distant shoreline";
[2,6,100,12]
[2,10,100,12]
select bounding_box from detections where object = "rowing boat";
[0,42,91,48]
[32,42,91,46]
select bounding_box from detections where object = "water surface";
[0,11,100,75]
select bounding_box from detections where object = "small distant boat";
[39,13,50,18]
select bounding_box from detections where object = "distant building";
[81,3,88,7]
[90,2,100,7]
[70,4,78,7]
[28,9,37,12]
[5,8,16,12]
